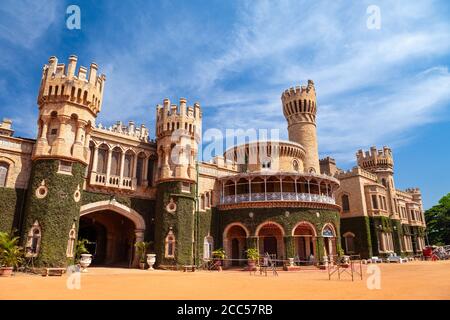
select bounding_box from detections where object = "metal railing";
[221,192,335,204]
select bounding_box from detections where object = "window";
[97,146,108,174]
[205,193,210,208]
[0,162,9,187]
[111,149,121,176]
[136,155,144,186]
[58,160,73,174]
[165,230,175,258]
[200,194,205,210]
[50,128,58,135]
[381,178,387,187]
[25,221,42,257]
[371,195,379,209]
[66,224,76,258]
[342,194,350,212]
[203,236,214,259]
[124,153,133,178]
[343,233,355,254]
[181,182,191,193]
[292,160,299,172]
[262,158,271,169]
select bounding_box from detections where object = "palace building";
[0,56,426,268]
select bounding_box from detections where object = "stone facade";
[0,55,426,268]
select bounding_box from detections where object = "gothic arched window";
[26,221,42,258]
[66,224,77,258]
[203,236,214,259]
[0,162,9,187]
[97,145,108,174]
[342,194,350,212]
[165,230,175,258]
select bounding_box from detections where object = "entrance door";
[231,238,239,266]
[297,238,306,260]
[263,237,277,257]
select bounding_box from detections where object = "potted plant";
[212,248,226,271]
[75,239,92,273]
[135,241,150,270]
[145,241,156,271]
[245,248,259,271]
[0,232,24,277]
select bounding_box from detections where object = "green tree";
[425,193,450,245]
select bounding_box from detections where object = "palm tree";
[0,232,24,269]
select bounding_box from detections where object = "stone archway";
[79,200,146,267]
[223,223,250,268]
[255,221,285,260]
[292,221,317,262]
[321,223,337,258]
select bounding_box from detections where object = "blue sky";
[0,0,449,209]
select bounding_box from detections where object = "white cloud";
[0,0,60,48]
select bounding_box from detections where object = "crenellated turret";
[34,55,106,164]
[356,146,394,173]
[282,80,319,173]
[155,98,201,182]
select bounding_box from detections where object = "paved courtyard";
[1,260,449,300]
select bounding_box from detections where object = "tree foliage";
[425,193,450,245]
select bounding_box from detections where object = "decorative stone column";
[72,121,86,159]
[35,116,50,155]
[106,148,113,184]
[52,116,70,156]
[132,153,138,188]
[119,151,126,187]
[142,155,149,187]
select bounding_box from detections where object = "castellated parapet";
[356,146,394,173]
[34,55,106,164]
[281,80,319,174]
[155,98,202,182]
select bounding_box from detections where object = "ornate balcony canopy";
[217,171,340,211]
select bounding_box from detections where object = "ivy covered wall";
[213,207,341,262]
[0,187,26,234]
[340,216,372,258]
[22,159,86,267]
[154,181,195,268]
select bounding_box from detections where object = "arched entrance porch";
[79,200,145,267]
[256,221,285,261]
[322,223,337,259]
[292,222,317,263]
[223,223,249,268]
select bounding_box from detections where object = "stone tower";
[22,56,105,267]
[356,146,398,218]
[154,98,202,268]
[282,80,320,173]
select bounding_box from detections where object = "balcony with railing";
[218,172,340,210]
[222,192,335,204]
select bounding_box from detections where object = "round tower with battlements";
[282,80,319,173]
[22,55,106,267]
[155,98,201,182]
[34,55,105,163]
[154,98,202,268]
